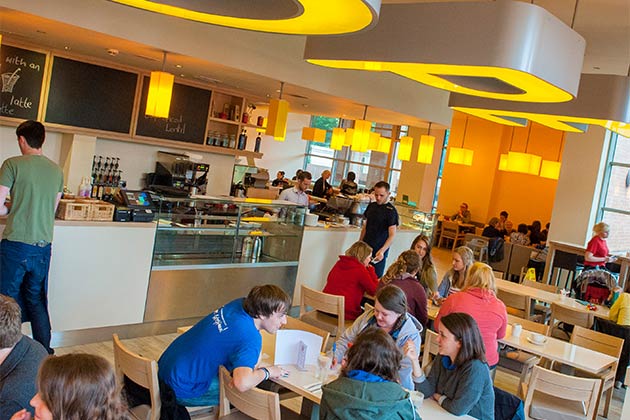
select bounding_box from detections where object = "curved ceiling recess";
[303,1,585,102]
[449,74,630,138]
[108,0,381,35]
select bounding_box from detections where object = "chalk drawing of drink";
[1,68,21,93]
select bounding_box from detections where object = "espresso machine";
[149,151,209,196]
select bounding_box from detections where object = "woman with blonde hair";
[10,353,129,420]
[584,222,615,270]
[379,250,428,327]
[437,246,474,298]
[324,241,379,321]
[410,234,439,300]
[435,262,507,369]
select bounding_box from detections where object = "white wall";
[0,124,63,165]
[255,112,309,178]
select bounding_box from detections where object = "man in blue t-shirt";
[360,181,399,278]
[158,285,291,406]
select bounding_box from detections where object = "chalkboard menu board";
[135,76,211,144]
[45,57,137,133]
[0,45,47,120]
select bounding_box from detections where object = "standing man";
[279,170,312,206]
[0,120,64,355]
[158,285,291,407]
[360,181,398,278]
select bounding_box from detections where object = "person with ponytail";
[379,250,428,328]
[410,235,439,300]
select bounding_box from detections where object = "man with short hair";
[0,294,48,419]
[0,120,64,355]
[158,285,291,407]
[360,181,399,277]
[279,171,312,206]
[451,202,472,224]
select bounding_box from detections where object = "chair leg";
[603,386,613,418]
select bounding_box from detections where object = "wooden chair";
[499,315,550,393]
[299,285,348,337]
[218,365,280,420]
[438,220,465,251]
[506,243,532,283]
[523,365,602,420]
[548,302,594,341]
[422,330,439,372]
[568,326,623,418]
[464,233,489,263]
[523,279,558,321]
[490,242,512,279]
[497,289,532,319]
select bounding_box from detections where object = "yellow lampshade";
[352,119,372,152]
[331,128,345,150]
[301,127,326,142]
[146,71,174,118]
[377,137,391,154]
[345,128,355,146]
[540,160,561,180]
[266,98,289,141]
[528,154,542,175]
[417,134,435,164]
[398,136,413,161]
[506,151,541,175]
[498,154,509,171]
[368,131,381,150]
[448,147,474,166]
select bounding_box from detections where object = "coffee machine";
[149,151,209,196]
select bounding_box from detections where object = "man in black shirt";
[360,181,398,277]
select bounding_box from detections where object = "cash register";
[112,190,158,222]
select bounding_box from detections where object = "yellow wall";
[437,112,561,227]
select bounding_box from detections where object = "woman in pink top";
[584,222,614,269]
[435,262,507,368]
[323,241,379,321]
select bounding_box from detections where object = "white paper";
[274,329,322,366]
[296,340,307,370]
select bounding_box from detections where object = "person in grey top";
[0,294,48,419]
[279,171,312,206]
[451,202,471,224]
[404,312,494,420]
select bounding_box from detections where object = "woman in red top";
[584,222,614,270]
[323,241,379,321]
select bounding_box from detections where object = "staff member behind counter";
[278,171,312,206]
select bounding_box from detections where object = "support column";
[60,134,97,195]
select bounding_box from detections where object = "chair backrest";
[524,366,601,420]
[522,279,559,293]
[490,242,512,275]
[550,302,594,331]
[497,289,532,319]
[507,314,549,335]
[507,244,533,279]
[218,366,280,420]
[284,316,330,352]
[422,330,439,370]
[441,220,459,237]
[299,285,345,335]
[112,334,161,420]
[571,326,623,362]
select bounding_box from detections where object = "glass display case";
[145,196,306,322]
[395,203,438,240]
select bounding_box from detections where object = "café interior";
[1,0,630,419]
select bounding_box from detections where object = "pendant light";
[331,120,345,151]
[301,127,326,142]
[540,132,564,180]
[266,81,289,141]
[377,136,392,154]
[498,127,515,171]
[368,131,381,150]
[398,136,413,161]
[352,105,372,153]
[417,122,435,164]
[146,52,174,118]
[448,116,474,166]
[345,128,355,146]
[506,123,541,175]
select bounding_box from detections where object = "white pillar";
[60,134,97,195]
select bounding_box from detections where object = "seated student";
[312,170,333,198]
[271,170,289,188]
[497,211,510,235]
[482,217,503,239]
[437,246,474,298]
[321,328,418,420]
[0,295,48,419]
[528,220,545,246]
[323,241,379,321]
[404,312,494,420]
[158,285,291,407]
[339,171,358,196]
[334,285,422,391]
[510,223,531,246]
[10,353,130,420]
[411,234,439,300]
[450,202,471,224]
[379,250,428,328]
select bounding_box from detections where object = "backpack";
[488,237,505,262]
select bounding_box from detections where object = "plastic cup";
[512,323,522,338]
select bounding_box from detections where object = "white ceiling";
[0,0,628,127]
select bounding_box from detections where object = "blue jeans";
[0,239,53,354]
[372,249,389,278]
[176,374,220,407]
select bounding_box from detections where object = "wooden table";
[272,363,474,420]
[621,366,630,419]
[499,325,617,375]
[495,278,610,319]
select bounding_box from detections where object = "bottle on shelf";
[254,133,262,153]
[237,129,248,150]
[229,134,237,149]
[78,177,91,198]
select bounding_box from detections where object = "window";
[597,131,630,252]
[304,116,404,195]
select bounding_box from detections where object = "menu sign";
[0,44,47,120]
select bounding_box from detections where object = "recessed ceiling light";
[175,64,182,68]
[180,74,185,77]
[64,46,71,50]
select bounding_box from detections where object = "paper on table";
[274,329,322,366]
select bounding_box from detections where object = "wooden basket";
[88,200,115,221]
[56,199,90,221]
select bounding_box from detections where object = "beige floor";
[57,244,626,419]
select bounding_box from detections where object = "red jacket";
[435,288,507,366]
[323,256,379,321]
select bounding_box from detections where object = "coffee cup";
[530,332,545,344]
[512,323,522,338]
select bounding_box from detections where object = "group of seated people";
[481,211,549,247]
[274,168,360,199]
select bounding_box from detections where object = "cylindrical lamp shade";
[528,154,542,175]
[417,134,435,164]
[345,128,355,146]
[540,160,561,179]
[448,147,474,166]
[398,136,414,161]
[266,99,289,141]
[301,127,326,142]
[368,131,381,150]
[506,151,530,173]
[377,137,391,154]
[498,153,509,171]
[146,71,174,118]
[352,119,372,152]
[331,128,345,150]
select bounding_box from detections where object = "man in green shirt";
[0,120,64,354]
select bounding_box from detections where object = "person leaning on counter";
[278,171,312,206]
